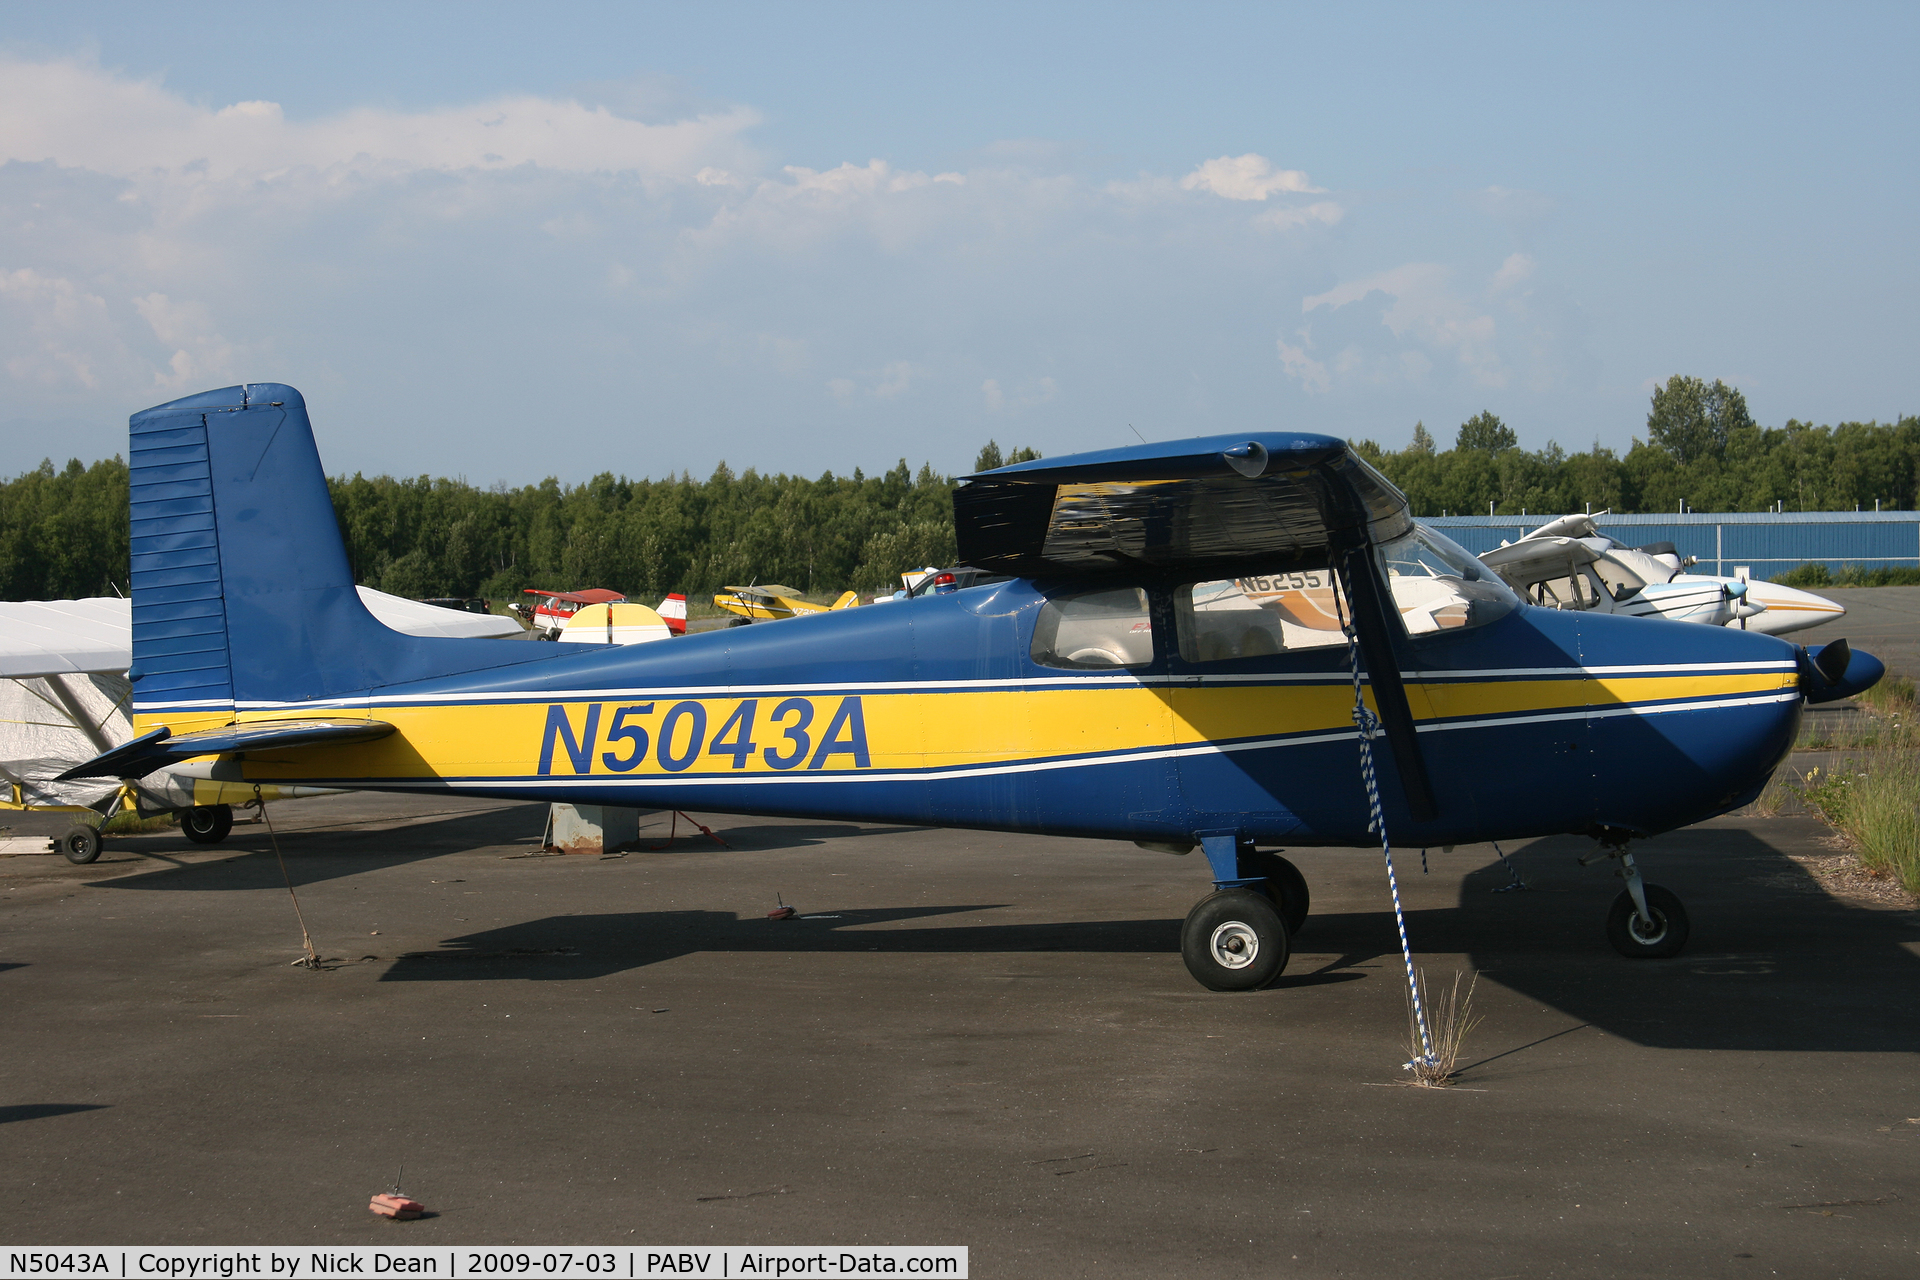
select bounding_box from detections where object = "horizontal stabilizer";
[57,718,395,781]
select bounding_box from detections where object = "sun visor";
[954,433,1411,577]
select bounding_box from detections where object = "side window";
[1175,570,1348,662]
[1031,588,1155,669]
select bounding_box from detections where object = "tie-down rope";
[256,784,320,968]
[1335,576,1437,1072]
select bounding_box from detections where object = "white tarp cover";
[0,589,522,810]
[0,599,133,678]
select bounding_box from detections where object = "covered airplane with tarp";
[0,588,521,861]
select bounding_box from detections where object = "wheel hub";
[1627,909,1668,946]
[1208,921,1260,970]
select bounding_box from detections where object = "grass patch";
[1794,673,1920,893]
[1771,563,1920,588]
[1405,970,1483,1087]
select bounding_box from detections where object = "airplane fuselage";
[137,578,1803,849]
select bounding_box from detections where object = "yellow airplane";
[713,584,860,625]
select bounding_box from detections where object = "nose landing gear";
[1583,838,1690,959]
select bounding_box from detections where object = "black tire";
[727,617,750,628]
[1242,850,1309,936]
[1606,884,1690,959]
[1180,889,1290,991]
[181,804,234,844]
[61,825,102,865]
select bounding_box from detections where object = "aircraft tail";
[129,384,559,717]
[656,592,688,634]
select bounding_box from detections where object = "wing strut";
[1334,542,1438,823]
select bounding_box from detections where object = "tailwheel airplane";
[62,384,1883,990]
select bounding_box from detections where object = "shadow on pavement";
[375,822,1920,1054]
[0,1104,108,1125]
[1449,827,1920,1053]
[86,802,550,891]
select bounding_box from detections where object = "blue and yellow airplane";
[65,384,1882,991]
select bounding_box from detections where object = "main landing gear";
[1582,836,1690,959]
[1179,833,1311,990]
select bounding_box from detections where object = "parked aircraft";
[1,587,512,862]
[515,588,627,638]
[713,584,860,625]
[63,386,1883,990]
[1478,512,1846,635]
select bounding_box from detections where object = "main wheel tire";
[1181,888,1290,991]
[1606,884,1690,959]
[61,825,102,865]
[181,804,234,844]
[1242,850,1310,937]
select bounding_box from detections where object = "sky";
[2,1,1915,484]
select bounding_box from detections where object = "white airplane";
[0,588,523,862]
[1478,512,1846,635]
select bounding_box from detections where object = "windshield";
[1376,524,1520,635]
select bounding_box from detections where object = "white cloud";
[131,293,240,390]
[0,55,1598,479]
[1300,262,1505,387]
[1253,201,1344,232]
[0,57,762,181]
[1274,336,1330,395]
[0,269,119,390]
[1492,252,1536,292]
[1180,154,1322,201]
[981,375,1058,412]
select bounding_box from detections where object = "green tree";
[1456,412,1516,453]
[1646,375,1753,466]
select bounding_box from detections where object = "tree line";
[1358,377,1920,518]
[2,379,1914,602]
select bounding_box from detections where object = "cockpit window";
[1174,524,1519,663]
[1176,570,1348,660]
[1031,588,1155,669]
[1376,525,1520,634]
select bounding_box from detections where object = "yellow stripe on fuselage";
[131,668,1796,785]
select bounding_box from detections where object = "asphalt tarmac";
[1,794,1916,1277]
[1789,583,1920,680]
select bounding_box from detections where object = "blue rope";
[1337,580,1436,1071]
[1491,838,1528,892]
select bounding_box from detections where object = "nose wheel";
[1585,840,1691,959]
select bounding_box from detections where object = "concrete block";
[548,803,641,854]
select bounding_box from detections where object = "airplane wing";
[954,434,1410,578]
[1478,535,1603,588]
[57,718,396,781]
[0,599,133,678]
[357,587,524,639]
[723,585,806,599]
[955,432,1435,820]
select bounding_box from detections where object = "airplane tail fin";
[830,590,860,610]
[129,384,559,718]
[656,592,688,634]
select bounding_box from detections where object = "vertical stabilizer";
[129,384,558,715]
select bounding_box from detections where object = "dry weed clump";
[1797,677,1920,895]
[1404,969,1483,1088]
